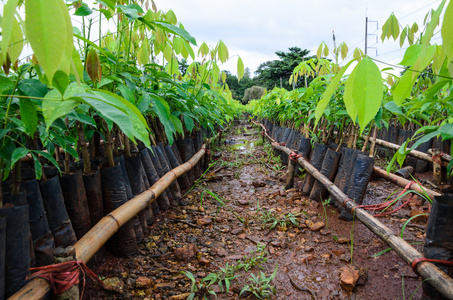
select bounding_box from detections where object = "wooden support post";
[54,246,78,300]
[433,149,443,186]
[285,156,296,190]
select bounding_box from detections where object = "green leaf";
[19,98,38,137]
[136,92,151,113]
[33,150,61,173]
[1,0,20,62]
[315,58,356,126]
[0,76,15,94]
[11,147,29,168]
[86,48,102,83]
[183,113,194,133]
[442,0,453,62]
[52,70,69,95]
[141,19,197,46]
[43,89,79,130]
[29,153,42,179]
[399,44,422,66]
[237,57,244,81]
[18,79,48,97]
[344,67,357,122]
[217,40,229,63]
[170,114,183,134]
[97,0,115,10]
[25,0,73,82]
[74,3,93,16]
[151,96,175,145]
[349,57,383,134]
[439,123,453,140]
[118,83,135,104]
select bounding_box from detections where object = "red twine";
[431,152,448,165]
[201,148,210,155]
[289,151,302,162]
[27,260,104,298]
[412,257,453,276]
[351,181,418,217]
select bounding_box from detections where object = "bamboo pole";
[361,136,449,168]
[372,166,440,200]
[9,128,223,300]
[253,120,453,299]
[428,149,452,162]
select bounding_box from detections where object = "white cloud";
[154,0,442,76]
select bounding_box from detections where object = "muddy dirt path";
[85,120,429,300]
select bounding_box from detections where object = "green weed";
[240,264,278,299]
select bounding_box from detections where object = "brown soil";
[84,120,431,300]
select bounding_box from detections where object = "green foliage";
[243,85,266,103]
[259,210,301,231]
[240,264,278,299]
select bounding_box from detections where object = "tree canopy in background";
[223,47,316,103]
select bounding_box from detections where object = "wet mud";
[85,121,430,299]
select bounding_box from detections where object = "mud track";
[85,120,429,299]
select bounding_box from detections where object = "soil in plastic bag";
[192,135,202,178]
[114,155,133,200]
[60,170,92,240]
[422,194,453,299]
[39,176,77,247]
[20,179,54,266]
[302,143,328,195]
[165,145,190,191]
[415,137,432,173]
[0,204,31,297]
[125,155,147,242]
[309,149,341,201]
[150,146,175,207]
[141,148,168,212]
[339,154,375,221]
[0,216,5,299]
[101,163,138,256]
[295,137,312,175]
[176,138,195,185]
[158,143,182,206]
[83,169,104,227]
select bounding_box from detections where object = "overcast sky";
[153,0,442,77]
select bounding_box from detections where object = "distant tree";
[254,47,315,90]
[178,58,189,76]
[223,70,256,101]
[243,85,265,103]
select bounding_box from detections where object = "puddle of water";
[227,139,255,154]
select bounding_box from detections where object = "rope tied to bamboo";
[412,257,453,276]
[289,151,302,162]
[27,260,104,298]
[201,148,210,155]
[431,152,449,165]
[351,181,419,217]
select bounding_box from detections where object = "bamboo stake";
[9,126,226,300]
[253,120,453,299]
[368,126,378,157]
[361,136,449,168]
[372,166,440,200]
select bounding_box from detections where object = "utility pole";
[365,16,378,56]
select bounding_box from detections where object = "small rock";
[305,246,314,252]
[306,220,325,231]
[340,253,351,262]
[300,254,314,263]
[154,281,176,290]
[340,266,360,292]
[198,206,205,212]
[135,276,154,289]
[198,256,211,266]
[252,180,266,187]
[337,237,350,244]
[238,233,246,239]
[225,254,243,260]
[174,244,197,261]
[214,247,227,257]
[230,228,244,235]
[237,199,249,206]
[103,277,124,294]
[269,245,276,254]
[332,249,345,257]
[196,216,212,226]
